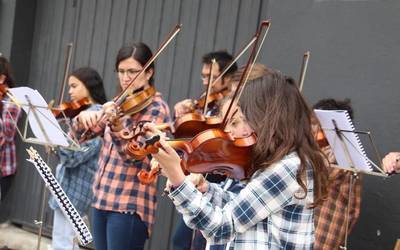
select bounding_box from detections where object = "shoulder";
[148,92,170,114]
[88,103,102,111]
[254,152,301,180]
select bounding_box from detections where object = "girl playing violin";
[0,56,21,203]
[48,67,107,250]
[146,68,329,249]
[76,42,171,250]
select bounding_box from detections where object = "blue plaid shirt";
[169,152,315,249]
[49,104,102,215]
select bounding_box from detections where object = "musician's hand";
[77,110,103,130]
[382,152,400,174]
[187,173,208,193]
[151,137,185,187]
[164,173,208,193]
[174,99,195,118]
[143,122,168,140]
[102,101,119,121]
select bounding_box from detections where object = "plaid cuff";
[168,178,201,208]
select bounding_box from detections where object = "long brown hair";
[239,68,328,206]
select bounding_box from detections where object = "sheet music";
[8,87,69,147]
[314,109,372,172]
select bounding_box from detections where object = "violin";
[172,112,222,138]
[194,87,230,111]
[126,130,256,185]
[119,86,156,116]
[52,97,91,119]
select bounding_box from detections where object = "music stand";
[6,87,82,150]
[4,86,85,250]
[314,109,387,250]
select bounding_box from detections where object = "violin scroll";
[138,165,161,185]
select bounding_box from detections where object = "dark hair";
[239,69,328,206]
[313,98,354,119]
[202,51,238,78]
[70,67,107,104]
[115,42,154,85]
[0,56,15,87]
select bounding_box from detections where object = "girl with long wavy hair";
[146,67,329,249]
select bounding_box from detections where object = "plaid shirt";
[90,93,170,234]
[314,167,362,250]
[170,152,315,250]
[48,104,102,215]
[0,98,21,177]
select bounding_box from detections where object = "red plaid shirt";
[0,98,21,177]
[314,166,362,250]
[87,93,170,234]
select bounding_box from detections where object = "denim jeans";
[52,208,80,250]
[91,208,148,250]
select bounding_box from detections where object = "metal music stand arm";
[328,120,386,250]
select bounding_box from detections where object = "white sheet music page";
[8,87,69,147]
[314,109,372,172]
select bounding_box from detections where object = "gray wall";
[0,0,16,58]
[2,0,400,249]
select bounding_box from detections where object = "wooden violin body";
[180,129,255,179]
[126,128,256,184]
[172,113,222,138]
[119,86,156,116]
[52,97,91,119]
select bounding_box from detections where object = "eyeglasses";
[117,68,142,77]
[200,73,220,81]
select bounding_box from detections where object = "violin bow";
[298,51,310,92]
[202,59,216,116]
[114,24,182,106]
[57,43,74,106]
[222,20,271,130]
[205,35,258,97]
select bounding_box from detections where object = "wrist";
[169,172,186,188]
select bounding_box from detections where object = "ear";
[146,68,154,80]
[0,74,6,84]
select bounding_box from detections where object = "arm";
[72,103,108,142]
[0,101,21,146]
[168,160,300,243]
[58,137,102,168]
[202,181,242,208]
